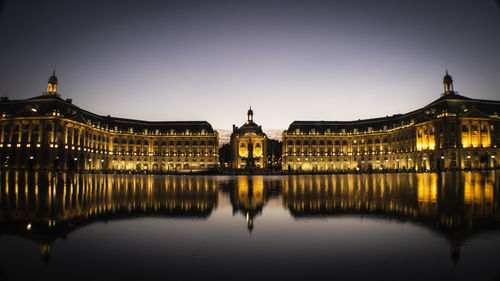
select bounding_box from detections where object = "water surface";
[0,172,499,281]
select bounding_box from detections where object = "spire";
[443,70,454,96]
[247,106,254,124]
[46,69,58,96]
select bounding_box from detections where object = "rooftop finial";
[46,70,58,96]
[247,106,254,124]
[443,70,454,96]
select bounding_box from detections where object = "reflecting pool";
[1,172,499,280]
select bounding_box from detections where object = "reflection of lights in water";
[1,171,498,263]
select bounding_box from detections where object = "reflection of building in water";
[223,176,279,232]
[0,171,218,261]
[0,73,219,172]
[282,72,500,172]
[282,172,499,262]
[1,171,499,264]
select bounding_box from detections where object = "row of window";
[0,123,217,145]
[284,139,417,147]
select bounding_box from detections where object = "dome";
[247,108,253,116]
[48,71,58,84]
[238,122,263,135]
[443,72,453,84]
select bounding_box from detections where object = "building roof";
[0,95,215,134]
[286,93,500,134]
[233,122,265,136]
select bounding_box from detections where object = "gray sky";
[0,0,499,140]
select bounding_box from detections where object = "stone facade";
[282,72,500,172]
[0,74,219,172]
[230,108,267,169]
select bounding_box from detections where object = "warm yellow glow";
[416,125,435,151]
[481,130,491,148]
[236,176,264,209]
[417,173,437,203]
[462,133,470,148]
[47,83,57,94]
[464,173,494,206]
[254,142,263,157]
[461,121,491,148]
[239,143,248,157]
[428,137,435,150]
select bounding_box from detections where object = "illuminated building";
[229,108,268,169]
[282,72,500,172]
[0,73,219,172]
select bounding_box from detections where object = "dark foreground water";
[0,171,499,281]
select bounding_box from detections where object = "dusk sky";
[0,0,499,141]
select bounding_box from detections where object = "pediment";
[461,107,491,119]
[413,114,433,124]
